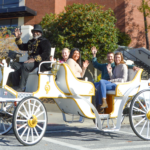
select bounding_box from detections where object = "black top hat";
[31,24,43,33]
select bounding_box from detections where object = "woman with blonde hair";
[59,48,70,63]
[95,52,128,113]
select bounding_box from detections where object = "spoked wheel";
[0,102,15,135]
[129,89,150,140]
[13,97,47,146]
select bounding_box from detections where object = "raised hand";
[91,46,97,57]
[83,60,89,69]
[133,66,140,71]
[15,28,22,38]
[107,64,112,73]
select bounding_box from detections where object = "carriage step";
[62,113,84,123]
[98,114,109,119]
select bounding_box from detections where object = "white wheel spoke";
[18,111,28,119]
[26,128,30,142]
[132,114,145,118]
[28,100,31,117]
[16,119,27,122]
[33,127,39,137]
[143,92,150,111]
[36,111,45,118]
[22,103,29,118]
[34,104,41,116]
[140,120,147,134]
[147,121,150,138]
[134,117,146,128]
[38,120,46,123]
[31,128,34,142]
[17,123,27,131]
[31,100,36,115]
[133,106,146,114]
[36,124,43,131]
[20,126,28,138]
[137,98,148,112]
[142,93,149,111]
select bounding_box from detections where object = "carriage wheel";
[0,102,15,135]
[13,97,47,146]
[129,89,150,140]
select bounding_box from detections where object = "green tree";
[40,3,118,61]
[117,29,131,46]
[138,0,150,50]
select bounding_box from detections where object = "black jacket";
[15,36,51,71]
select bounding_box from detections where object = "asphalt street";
[0,104,150,150]
[0,125,150,150]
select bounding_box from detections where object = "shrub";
[117,29,131,46]
[40,3,118,61]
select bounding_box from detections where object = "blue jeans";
[94,79,117,106]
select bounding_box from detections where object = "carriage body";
[0,57,149,145]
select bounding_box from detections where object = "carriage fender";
[115,82,141,130]
[73,93,102,130]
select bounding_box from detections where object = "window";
[0,0,19,9]
[0,18,18,27]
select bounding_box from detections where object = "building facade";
[0,0,148,48]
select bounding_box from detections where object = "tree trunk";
[143,0,150,50]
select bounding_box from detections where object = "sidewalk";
[45,103,130,131]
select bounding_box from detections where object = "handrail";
[38,60,56,74]
[118,48,141,62]
[118,48,150,68]
[139,50,150,59]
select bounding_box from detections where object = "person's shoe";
[12,86,24,92]
[98,108,104,114]
[97,105,104,114]
[101,98,108,109]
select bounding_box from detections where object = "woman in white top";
[66,48,89,78]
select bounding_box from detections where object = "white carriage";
[0,51,150,146]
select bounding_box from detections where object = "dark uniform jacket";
[15,36,51,72]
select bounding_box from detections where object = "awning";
[0,6,37,18]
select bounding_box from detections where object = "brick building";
[0,0,148,48]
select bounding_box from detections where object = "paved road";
[0,104,150,150]
[0,124,150,150]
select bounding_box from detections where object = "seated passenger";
[59,48,70,63]
[91,46,139,81]
[95,52,128,113]
[66,48,89,78]
[50,48,70,63]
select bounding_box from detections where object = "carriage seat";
[56,63,95,96]
[25,67,39,92]
[106,69,143,96]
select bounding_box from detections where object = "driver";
[9,24,51,92]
